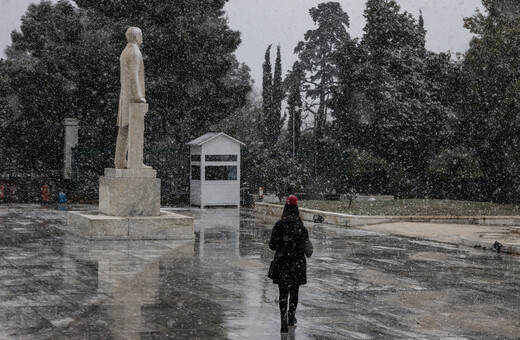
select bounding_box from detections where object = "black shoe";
[281,316,288,333]
[288,314,297,327]
[281,324,288,333]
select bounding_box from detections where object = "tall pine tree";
[294,2,351,149]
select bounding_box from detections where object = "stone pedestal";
[99,168,160,217]
[69,168,194,240]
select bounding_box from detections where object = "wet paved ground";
[1,205,520,339]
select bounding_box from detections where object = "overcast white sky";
[1,0,485,88]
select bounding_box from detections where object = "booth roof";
[187,132,245,146]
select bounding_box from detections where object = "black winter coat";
[269,217,311,286]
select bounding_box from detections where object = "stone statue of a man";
[115,27,149,169]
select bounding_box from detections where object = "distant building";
[187,132,245,208]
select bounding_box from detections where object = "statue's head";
[126,27,143,46]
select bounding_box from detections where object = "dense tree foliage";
[330,0,457,197]
[428,148,483,199]
[343,148,388,195]
[210,89,263,148]
[0,1,91,178]
[3,0,251,148]
[5,1,84,126]
[76,0,252,145]
[5,1,119,145]
[0,61,10,126]
[370,0,447,185]
[461,0,520,202]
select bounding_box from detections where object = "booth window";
[205,166,237,180]
[191,154,201,162]
[191,165,201,180]
[205,154,237,162]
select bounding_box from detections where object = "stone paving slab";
[1,205,520,339]
[0,205,194,338]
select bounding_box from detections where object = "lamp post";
[292,105,301,159]
[292,109,295,158]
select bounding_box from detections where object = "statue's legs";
[128,104,151,169]
[115,125,128,168]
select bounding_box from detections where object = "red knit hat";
[286,195,298,206]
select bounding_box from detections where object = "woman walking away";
[268,195,313,334]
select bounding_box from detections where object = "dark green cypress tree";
[419,10,425,34]
[286,62,304,158]
[271,45,284,144]
[261,44,273,146]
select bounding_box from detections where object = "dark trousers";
[278,284,299,319]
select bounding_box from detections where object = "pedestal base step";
[68,210,194,240]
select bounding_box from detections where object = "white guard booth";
[187,132,245,208]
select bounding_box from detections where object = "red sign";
[41,184,50,203]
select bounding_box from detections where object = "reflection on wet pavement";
[1,205,520,339]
